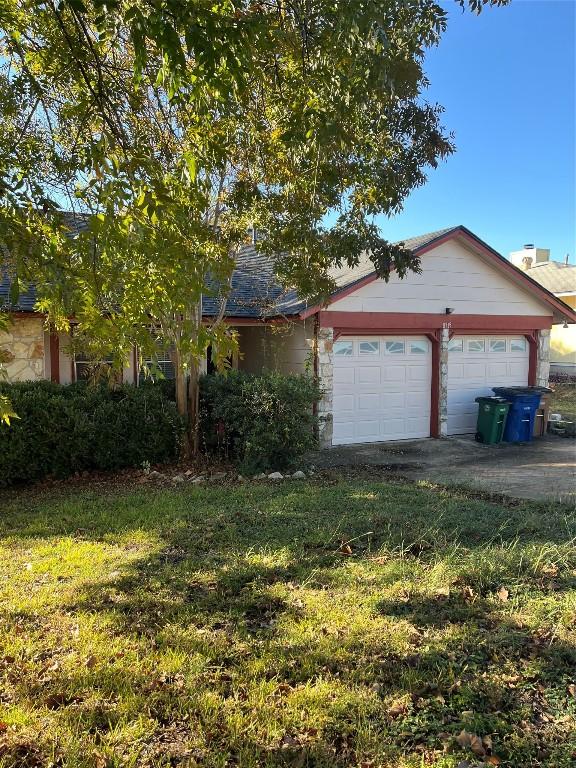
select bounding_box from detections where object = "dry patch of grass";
[0,479,575,767]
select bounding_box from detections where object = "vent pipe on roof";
[565,254,570,266]
[524,243,535,249]
[521,256,533,271]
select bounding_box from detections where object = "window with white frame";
[448,338,463,353]
[410,340,428,354]
[511,338,527,352]
[467,339,485,353]
[385,340,405,354]
[359,340,379,355]
[489,339,506,353]
[334,340,353,356]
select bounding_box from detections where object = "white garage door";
[447,336,530,435]
[332,336,431,445]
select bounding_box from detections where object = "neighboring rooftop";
[524,260,576,295]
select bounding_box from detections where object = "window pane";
[385,341,405,354]
[448,338,463,353]
[468,339,485,353]
[511,338,527,352]
[359,341,379,355]
[334,341,353,356]
[410,340,428,354]
[489,339,506,353]
[141,358,175,380]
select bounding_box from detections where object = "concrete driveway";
[311,434,576,503]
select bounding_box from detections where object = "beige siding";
[237,319,314,375]
[0,316,46,381]
[550,294,576,364]
[58,331,74,384]
[326,240,552,317]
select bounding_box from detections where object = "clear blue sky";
[379,0,576,264]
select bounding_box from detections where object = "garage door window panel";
[410,340,428,354]
[448,339,463,353]
[468,339,485,353]
[489,339,506,353]
[334,340,353,356]
[359,341,379,355]
[511,338,527,352]
[385,341,405,354]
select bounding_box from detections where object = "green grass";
[1,478,575,767]
[550,382,576,417]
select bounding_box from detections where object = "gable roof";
[2,221,575,323]
[525,260,576,296]
[299,225,576,323]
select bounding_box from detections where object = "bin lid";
[475,396,510,404]
[492,387,543,396]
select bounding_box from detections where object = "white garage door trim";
[447,335,530,435]
[332,335,431,445]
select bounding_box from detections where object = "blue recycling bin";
[492,387,542,442]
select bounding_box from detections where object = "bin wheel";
[475,432,484,443]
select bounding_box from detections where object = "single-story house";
[2,224,575,447]
[509,245,576,374]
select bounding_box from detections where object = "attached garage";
[332,335,431,445]
[298,226,576,448]
[447,335,530,434]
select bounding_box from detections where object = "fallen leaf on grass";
[387,699,408,718]
[455,730,485,757]
[84,655,97,669]
[568,683,576,697]
[338,541,353,555]
[541,563,559,577]
[496,586,509,602]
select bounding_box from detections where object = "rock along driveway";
[310,434,576,503]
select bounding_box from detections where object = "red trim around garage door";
[321,312,553,332]
[325,315,548,442]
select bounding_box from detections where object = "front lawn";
[550,382,576,420]
[1,479,575,767]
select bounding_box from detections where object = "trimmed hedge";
[0,381,183,486]
[199,371,321,474]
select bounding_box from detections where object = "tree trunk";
[172,303,202,458]
[173,345,192,458]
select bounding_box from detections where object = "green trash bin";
[474,396,511,444]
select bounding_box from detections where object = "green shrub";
[0,381,183,485]
[199,371,321,474]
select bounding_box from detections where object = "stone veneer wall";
[316,327,334,448]
[536,328,551,387]
[438,328,449,437]
[0,316,46,381]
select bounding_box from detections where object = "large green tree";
[0,0,508,448]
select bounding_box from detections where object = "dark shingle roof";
[526,261,576,296]
[1,221,459,318]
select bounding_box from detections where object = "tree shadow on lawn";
[17,583,576,767]
[3,481,576,766]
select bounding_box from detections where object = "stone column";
[316,327,334,448]
[439,328,450,437]
[536,328,551,386]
